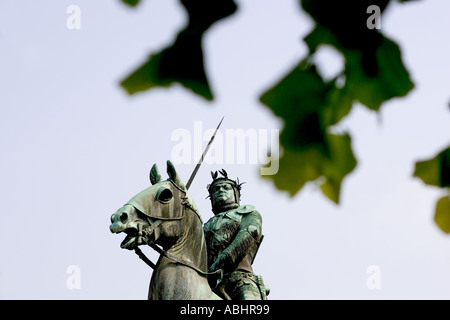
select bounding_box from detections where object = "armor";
[204,170,268,300]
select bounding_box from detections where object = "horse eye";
[120,212,128,222]
[156,188,173,202]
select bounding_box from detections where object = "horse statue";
[109,160,221,300]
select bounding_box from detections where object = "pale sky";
[0,0,449,299]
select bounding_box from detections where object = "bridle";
[133,180,222,279]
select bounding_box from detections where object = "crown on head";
[207,169,245,199]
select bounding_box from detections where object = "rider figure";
[203,169,269,300]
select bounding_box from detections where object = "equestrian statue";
[109,160,269,300]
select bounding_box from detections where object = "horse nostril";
[120,212,128,222]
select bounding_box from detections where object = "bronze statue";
[110,161,221,299]
[204,169,269,300]
[109,160,268,300]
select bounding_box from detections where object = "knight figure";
[203,169,269,300]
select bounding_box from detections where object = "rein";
[147,240,222,278]
[133,182,222,278]
[133,213,222,278]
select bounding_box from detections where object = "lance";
[134,117,224,269]
[185,116,224,190]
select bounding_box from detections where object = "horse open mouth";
[120,228,139,249]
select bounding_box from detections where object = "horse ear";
[166,160,185,189]
[150,163,162,185]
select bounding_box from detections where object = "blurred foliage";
[119,0,448,230]
[259,61,357,201]
[260,0,414,201]
[122,0,141,6]
[435,196,450,234]
[414,146,450,233]
[121,0,237,100]
[261,0,413,203]
[414,147,450,188]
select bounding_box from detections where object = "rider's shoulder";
[236,204,257,215]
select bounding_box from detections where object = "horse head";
[110,160,222,300]
[110,160,198,251]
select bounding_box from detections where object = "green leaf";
[301,0,414,111]
[304,25,414,111]
[320,134,357,203]
[321,81,354,127]
[121,30,213,99]
[121,0,141,7]
[265,133,356,203]
[435,196,450,234]
[260,61,332,151]
[301,0,388,53]
[269,147,323,197]
[260,62,357,203]
[259,1,414,202]
[121,0,237,100]
[414,146,450,234]
[344,36,414,111]
[414,146,450,188]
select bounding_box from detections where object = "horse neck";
[148,206,219,300]
[166,207,208,272]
